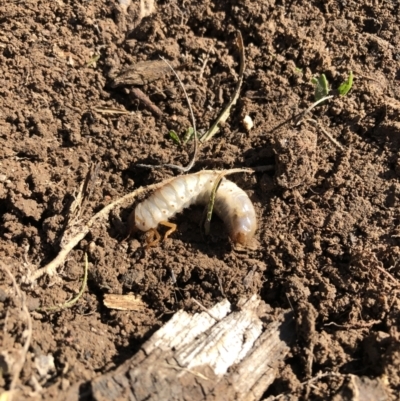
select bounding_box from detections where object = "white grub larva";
[131,172,257,246]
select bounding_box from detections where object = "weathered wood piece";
[90,295,296,401]
[110,60,172,88]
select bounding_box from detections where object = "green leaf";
[182,127,194,144]
[168,130,181,145]
[338,71,353,96]
[312,74,330,101]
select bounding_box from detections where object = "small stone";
[242,115,254,131]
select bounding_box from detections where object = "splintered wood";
[103,294,147,311]
[89,296,295,401]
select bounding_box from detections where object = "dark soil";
[1,0,400,399]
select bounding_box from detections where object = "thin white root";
[139,56,198,173]
[295,95,334,126]
[161,56,198,173]
[307,119,345,152]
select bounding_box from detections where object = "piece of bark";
[90,295,296,401]
[110,60,173,88]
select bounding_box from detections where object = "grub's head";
[231,214,257,246]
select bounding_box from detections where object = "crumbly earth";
[1,0,400,399]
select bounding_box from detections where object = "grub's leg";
[124,215,138,241]
[160,221,177,240]
[145,228,161,248]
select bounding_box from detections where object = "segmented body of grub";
[130,172,257,246]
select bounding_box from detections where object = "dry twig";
[130,88,163,118]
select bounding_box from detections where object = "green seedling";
[168,126,195,146]
[299,70,354,152]
[312,71,354,101]
[338,71,353,96]
[168,130,181,145]
[183,127,194,144]
[311,74,330,101]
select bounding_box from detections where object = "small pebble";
[242,115,254,131]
